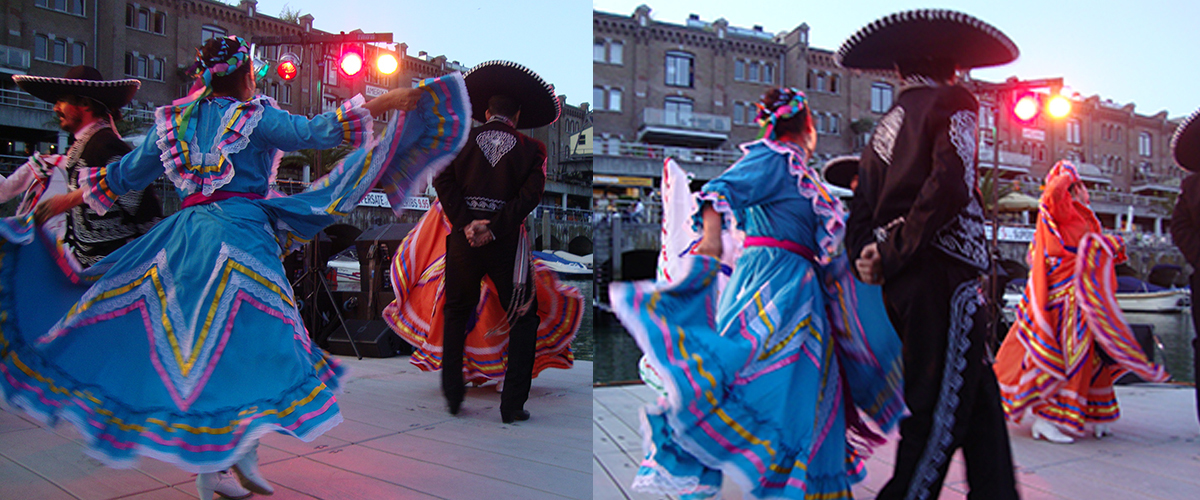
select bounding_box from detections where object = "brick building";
[593,5,1182,233]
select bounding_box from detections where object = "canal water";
[564,277,593,362]
[592,303,1197,386]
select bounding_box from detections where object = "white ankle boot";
[1031,416,1074,444]
[1094,423,1113,438]
[196,471,252,499]
[232,442,275,495]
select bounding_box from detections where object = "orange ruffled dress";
[382,201,582,384]
[994,161,1168,435]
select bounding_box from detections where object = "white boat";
[1115,289,1191,313]
[1002,288,1190,313]
[532,251,592,278]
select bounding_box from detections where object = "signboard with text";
[358,192,431,211]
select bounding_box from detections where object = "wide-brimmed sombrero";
[836,9,1018,71]
[464,60,559,129]
[1172,109,1200,172]
[13,66,139,116]
[822,155,860,189]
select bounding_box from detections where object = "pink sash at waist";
[743,236,816,262]
[181,191,266,208]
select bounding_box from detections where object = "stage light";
[339,48,364,78]
[1014,94,1039,122]
[1047,94,1071,119]
[376,53,398,75]
[277,52,300,81]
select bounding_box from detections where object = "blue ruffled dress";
[0,74,470,472]
[609,139,906,499]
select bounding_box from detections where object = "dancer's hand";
[856,243,884,285]
[465,219,493,247]
[364,88,422,117]
[694,234,722,259]
[34,189,82,225]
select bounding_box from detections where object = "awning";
[594,175,654,187]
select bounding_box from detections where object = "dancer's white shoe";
[1093,423,1113,438]
[1031,416,1074,444]
[196,471,252,499]
[232,441,275,495]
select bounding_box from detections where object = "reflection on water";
[564,278,593,361]
[1125,311,1195,384]
[592,307,1197,385]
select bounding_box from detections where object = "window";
[870,82,893,113]
[270,83,279,101]
[151,58,163,80]
[154,12,166,34]
[72,42,85,65]
[37,0,84,15]
[136,8,149,30]
[1067,120,1082,145]
[608,88,622,112]
[126,4,134,26]
[664,96,693,126]
[815,73,825,92]
[136,56,147,78]
[733,102,744,125]
[734,60,744,81]
[201,25,226,43]
[762,64,773,85]
[34,35,47,61]
[828,74,839,94]
[665,51,693,88]
[324,57,338,86]
[806,71,814,89]
[48,38,67,63]
[282,85,292,105]
[749,62,759,83]
[609,41,623,65]
[829,114,840,135]
[1139,132,1153,157]
[593,40,605,62]
[594,87,605,110]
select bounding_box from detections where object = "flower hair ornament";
[755,87,808,141]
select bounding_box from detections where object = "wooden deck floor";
[595,383,1200,499]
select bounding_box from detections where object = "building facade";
[594,5,1182,233]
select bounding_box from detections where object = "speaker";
[326,319,407,358]
[1104,323,1156,385]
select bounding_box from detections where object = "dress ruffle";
[382,202,581,383]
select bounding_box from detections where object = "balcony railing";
[0,88,52,111]
[596,140,742,166]
[641,108,731,134]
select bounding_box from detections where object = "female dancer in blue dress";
[609,88,906,499]
[0,36,470,498]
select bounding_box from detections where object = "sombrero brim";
[1172,109,1200,172]
[836,9,1018,71]
[464,60,559,129]
[12,75,140,112]
[822,156,859,189]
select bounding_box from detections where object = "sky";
[251,1,592,108]
[592,0,1200,119]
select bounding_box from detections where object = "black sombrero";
[822,155,860,189]
[836,9,1018,71]
[13,66,139,116]
[1172,109,1200,172]
[464,60,559,129]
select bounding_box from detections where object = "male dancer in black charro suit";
[12,66,161,268]
[433,60,559,423]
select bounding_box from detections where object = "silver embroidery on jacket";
[477,130,517,167]
[932,109,988,270]
[872,106,905,165]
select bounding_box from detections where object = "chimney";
[398,43,408,58]
[240,0,257,17]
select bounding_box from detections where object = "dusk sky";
[252,0,592,108]
[593,0,1200,119]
